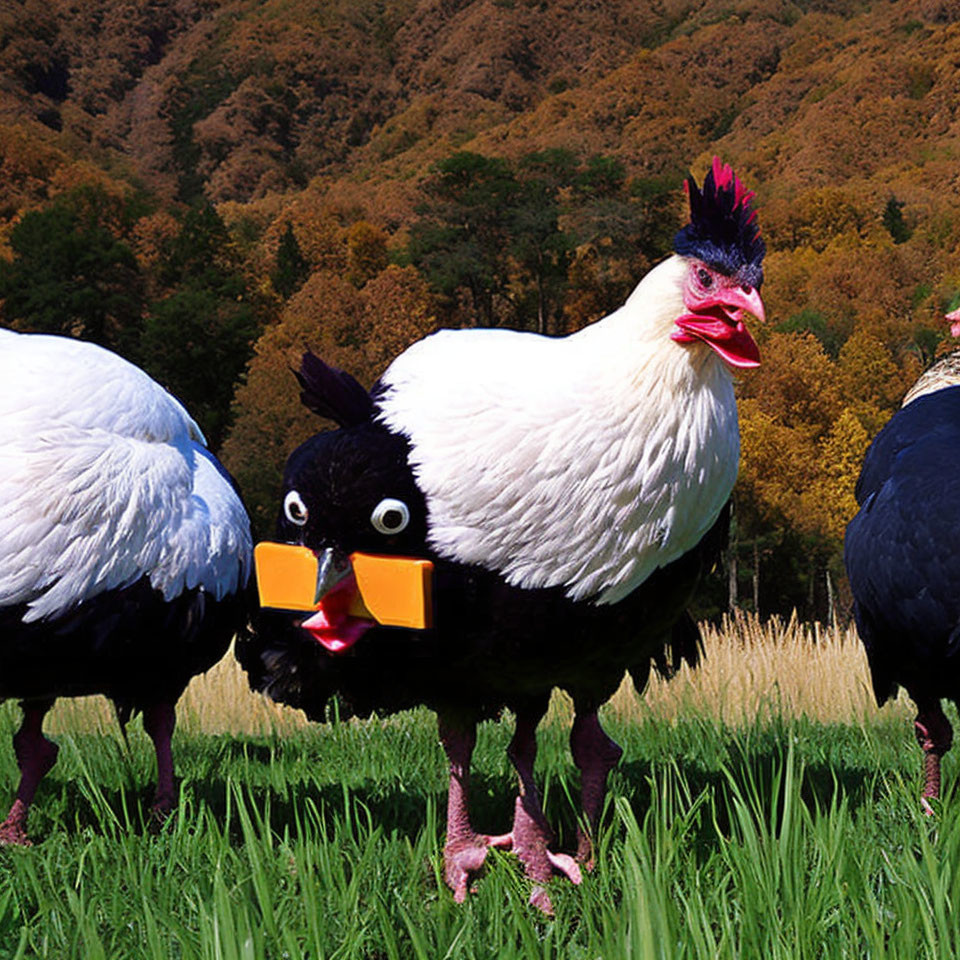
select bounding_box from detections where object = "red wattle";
[673,314,761,369]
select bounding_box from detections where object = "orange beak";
[254,542,434,632]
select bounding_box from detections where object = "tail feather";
[630,611,703,694]
[295,352,373,428]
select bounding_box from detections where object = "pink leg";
[438,714,511,902]
[507,703,582,914]
[570,707,623,869]
[0,700,58,846]
[914,700,953,815]
[143,702,177,816]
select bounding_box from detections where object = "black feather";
[845,386,960,707]
[296,352,374,427]
[673,158,765,289]
[241,415,729,723]
[0,578,248,710]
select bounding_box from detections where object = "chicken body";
[242,159,764,909]
[0,330,252,842]
[845,376,960,810]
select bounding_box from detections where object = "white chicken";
[0,330,251,843]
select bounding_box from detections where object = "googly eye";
[283,490,309,526]
[371,497,410,535]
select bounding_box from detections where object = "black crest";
[295,352,374,428]
[673,156,765,289]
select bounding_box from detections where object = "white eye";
[283,490,309,526]
[371,498,410,535]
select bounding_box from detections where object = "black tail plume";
[295,352,374,428]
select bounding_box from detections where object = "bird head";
[255,413,434,654]
[669,157,766,369]
[947,306,960,339]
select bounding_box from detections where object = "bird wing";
[375,325,738,604]
[0,333,250,622]
[854,387,960,504]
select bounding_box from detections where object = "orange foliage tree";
[222,265,437,533]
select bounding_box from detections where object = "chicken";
[845,308,960,812]
[242,157,765,910]
[0,330,252,843]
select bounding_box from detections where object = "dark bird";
[0,330,252,843]
[846,311,960,812]
[241,158,766,910]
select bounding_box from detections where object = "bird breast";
[377,319,739,605]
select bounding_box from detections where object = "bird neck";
[570,254,734,403]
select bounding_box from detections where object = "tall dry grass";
[42,612,911,737]
[610,609,912,726]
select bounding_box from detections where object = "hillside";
[1,0,960,618]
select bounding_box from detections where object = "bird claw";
[0,802,31,846]
[921,796,937,817]
[150,795,174,817]
[146,793,176,833]
[508,795,583,913]
[529,885,555,914]
[546,850,582,885]
[0,825,31,846]
[524,851,584,914]
[444,832,512,902]
[443,829,581,909]
[518,848,582,915]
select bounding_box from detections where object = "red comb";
[711,155,753,208]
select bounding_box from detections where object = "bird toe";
[528,885,555,915]
[0,821,31,847]
[444,834,506,900]
[546,851,582,884]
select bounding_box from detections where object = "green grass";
[1,704,959,958]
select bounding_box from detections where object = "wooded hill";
[1,0,959,620]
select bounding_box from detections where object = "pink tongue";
[300,576,372,653]
[301,613,372,653]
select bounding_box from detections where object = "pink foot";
[444,831,512,902]
[0,801,31,846]
[570,707,623,872]
[510,796,582,914]
[143,703,177,823]
[915,708,953,813]
[528,854,585,915]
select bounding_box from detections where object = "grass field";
[1,615,957,959]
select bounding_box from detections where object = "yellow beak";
[253,541,434,630]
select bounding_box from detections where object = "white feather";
[0,332,251,622]
[377,255,739,604]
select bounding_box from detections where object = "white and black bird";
[0,330,252,844]
[242,157,766,911]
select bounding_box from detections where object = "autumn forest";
[1,0,959,622]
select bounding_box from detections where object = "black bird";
[846,328,960,811]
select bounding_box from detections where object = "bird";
[0,329,252,844]
[240,156,766,911]
[845,307,960,813]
